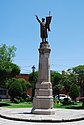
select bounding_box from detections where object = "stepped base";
[31,108,55,115]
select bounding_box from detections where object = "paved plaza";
[0,107,84,125]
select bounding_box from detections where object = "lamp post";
[0,55,2,59]
[32,65,36,100]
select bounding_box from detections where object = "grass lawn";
[7,102,32,108]
[54,102,83,109]
[0,100,32,108]
[0,99,83,109]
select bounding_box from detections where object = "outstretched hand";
[35,15,38,19]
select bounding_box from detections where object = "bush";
[26,97,32,102]
[8,78,31,102]
[13,98,20,104]
[17,97,24,102]
[69,84,79,101]
[8,79,23,101]
[62,98,72,105]
[0,102,10,107]
[79,97,84,107]
[17,78,28,100]
[0,98,2,101]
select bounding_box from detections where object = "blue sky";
[0,0,84,73]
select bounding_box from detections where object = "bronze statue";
[35,15,52,42]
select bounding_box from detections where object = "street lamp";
[0,55,2,59]
[32,65,36,100]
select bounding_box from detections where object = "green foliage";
[18,97,24,102]
[0,102,10,107]
[72,65,84,75]
[13,98,20,104]
[67,65,84,85]
[18,78,27,91]
[0,98,2,101]
[0,44,16,62]
[67,65,84,97]
[29,71,38,84]
[26,81,31,89]
[60,73,74,95]
[28,65,84,99]
[0,44,20,88]
[18,78,27,100]
[29,70,62,96]
[26,97,32,102]
[9,63,20,77]
[8,79,23,101]
[69,84,80,101]
[62,98,72,105]
[0,100,32,108]
[0,61,20,77]
[51,71,62,85]
[8,78,31,102]
[50,71,62,95]
[0,62,20,88]
[29,71,38,98]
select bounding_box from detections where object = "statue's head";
[42,18,45,22]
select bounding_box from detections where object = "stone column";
[31,42,55,115]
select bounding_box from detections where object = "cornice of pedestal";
[39,41,51,54]
[40,41,50,48]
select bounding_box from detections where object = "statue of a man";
[35,15,52,42]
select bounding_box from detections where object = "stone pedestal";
[31,42,55,115]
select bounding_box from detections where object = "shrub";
[8,79,23,101]
[62,98,72,105]
[0,98,2,101]
[69,84,79,101]
[26,97,32,102]
[17,97,24,102]
[0,102,10,107]
[18,78,27,100]
[13,98,20,104]
[79,97,84,107]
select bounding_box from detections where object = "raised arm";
[35,15,41,24]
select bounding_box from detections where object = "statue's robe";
[40,16,52,39]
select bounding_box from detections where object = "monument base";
[31,42,55,115]
[31,108,55,115]
[31,82,55,115]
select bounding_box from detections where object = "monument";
[31,14,55,115]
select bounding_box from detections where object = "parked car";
[55,94,71,100]
[27,94,31,98]
[77,96,84,102]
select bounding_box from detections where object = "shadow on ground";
[0,103,11,107]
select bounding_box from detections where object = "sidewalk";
[0,108,84,123]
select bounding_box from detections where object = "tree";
[18,78,27,100]
[0,44,16,62]
[29,71,38,99]
[8,78,23,101]
[26,81,31,89]
[60,74,72,95]
[50,71,62,96]
[8,78,31,101]
[28,70,62,96]
[0,44,20,88]
[0,61,20,88]
[29,71,38,84]
[67,65,84,96]
[69,84,80,101]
